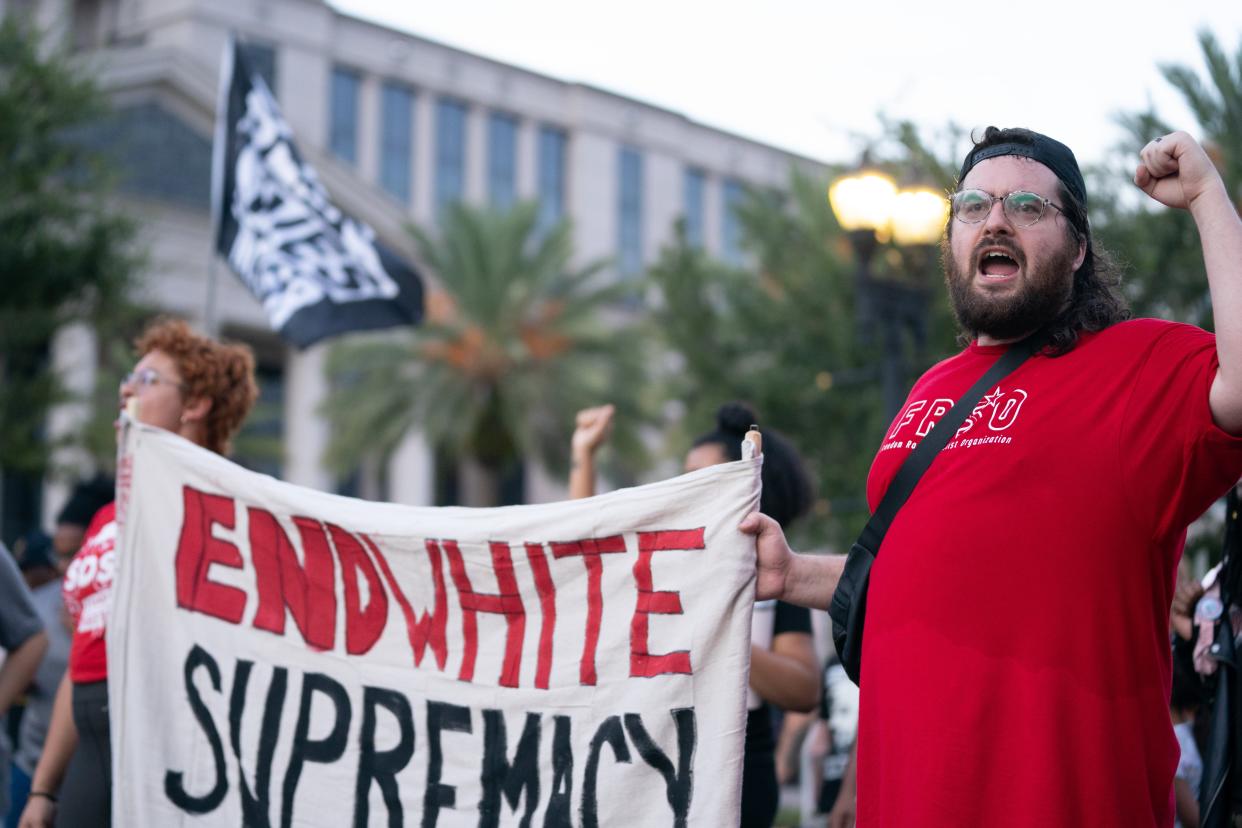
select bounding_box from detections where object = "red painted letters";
[175,486,247,623]
[630,529,705,677]
[550,536,627,686]
[249,509,336,651]
[172,489,710,688]
[366,537,450,670]
[442,541,526,687]
[329,524,387,655]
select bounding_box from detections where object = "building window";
[617,147,644,278]
[488,112,518,210]
[239,41,277,95]
[379,82,414,203]
[722,178,745,265]
[683,167,706,248]
[537,126,566,232]
[329,66,360,164]
[435,98,468,214]
[70,0,118,50]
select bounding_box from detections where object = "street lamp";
[891,188,949,246]
[829,169,948,419]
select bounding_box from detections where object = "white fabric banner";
[108,422,760,827]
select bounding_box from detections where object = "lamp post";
[829,170,947,420]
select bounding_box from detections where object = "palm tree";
[321,201,649,505]
[1100,30,1242,330]
[1159,30,1242,195]
[1095,31,1242,570]
[647,134,962,550]
[647,172,891,548]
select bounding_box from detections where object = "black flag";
[210,38,423,348]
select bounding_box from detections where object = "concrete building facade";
[13,0,826,527]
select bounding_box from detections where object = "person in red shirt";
[741,128,1242,827]
[20,319,257,828]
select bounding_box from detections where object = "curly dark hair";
[691,402,814,530]
[135,318,258,455]
[947,126,1130,355]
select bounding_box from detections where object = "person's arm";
[1136,131,1242,434]
[568,404,615,500]
[774,709,816,785]
[0,629,46,716]
[1171,578,1205,641]
[740,513,846,608]
[828,742,858,828]
[1174,776,1200,828]
[805,717,830,788]
[0,545,46,716]
[19,672,78,828]
[750,631,820,713]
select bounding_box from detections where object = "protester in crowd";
[1173,481,1242,823]
[741,127,1242,825]
[19,318,258,828]
[12,533,56,592]
[817,653,858,828]
[774,651,859,828]
[826,744,857,828]
[7,479,113,827]
[6,531,71,828]
[1172,649,1203,828]
[570,402,821,827]
[48,477,113,571]
[0,546,47,823]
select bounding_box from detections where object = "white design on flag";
[226,77,399,329]
[108,422,760,826]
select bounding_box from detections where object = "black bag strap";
[855,330,1048,556]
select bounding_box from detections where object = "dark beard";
[942,236,1077,341]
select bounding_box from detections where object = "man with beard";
[739,127,1242,826]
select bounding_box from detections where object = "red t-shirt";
[859,320,1242,827]
[64,502,117,684]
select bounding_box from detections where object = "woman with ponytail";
[569,402,821,827]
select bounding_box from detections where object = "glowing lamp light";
[828,172,897,232]
[891,188,949,246]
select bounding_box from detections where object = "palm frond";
[322,201,655,498]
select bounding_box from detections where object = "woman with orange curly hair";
[19,319,258,828]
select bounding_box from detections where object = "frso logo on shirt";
[880,387,1029,453]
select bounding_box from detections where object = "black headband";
[958,131,1087,208]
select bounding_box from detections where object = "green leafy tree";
[648,122,964,549]
[1096,30,1242,565]
[1096,30,1242,329]
[1161,30,1242,193]
[649,174,886,548]
[0,16,139,477]
[322,201,650,505]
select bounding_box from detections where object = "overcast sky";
[329,0,1242,171]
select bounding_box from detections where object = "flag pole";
[205,34,235,338]
[204,253,220,338]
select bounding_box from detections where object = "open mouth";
[979,250,1020,279]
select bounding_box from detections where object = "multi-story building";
[11,0,825,530]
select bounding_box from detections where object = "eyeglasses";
[951,189,1066,228]
[120,368,187,392]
